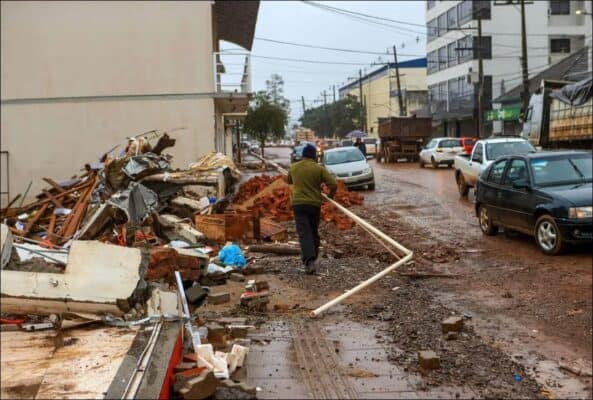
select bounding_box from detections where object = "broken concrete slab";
[442,316,464,333]
[185,285,208,305]
[228,272,245,282]
[171,196,210,212]
[1,224,13,269]
[559,359,593,377]
[216,379,257,400]
[160,214,205,244]
[147,287,179,315]
[173,367,209,393]
[240,291,269,312]
[1,241,145,316]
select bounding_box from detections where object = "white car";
[419,137,464,168]
[323,146,375,190]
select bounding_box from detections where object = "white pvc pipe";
[249,151,413,317]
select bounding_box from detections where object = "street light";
[575,9,592,16]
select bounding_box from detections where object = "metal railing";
[213,51,252,94]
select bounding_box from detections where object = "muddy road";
[237,147,592,398]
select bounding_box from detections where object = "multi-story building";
[426,0,590,138]
[1,1,258,206]
[338,58,428,137]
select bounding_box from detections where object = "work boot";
[305,260,317,275]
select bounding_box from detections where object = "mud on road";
[242,148,592,398]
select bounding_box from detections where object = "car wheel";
[431,157,438,168]
[368,182,375,191]
[535,215,565,255]
[457,174,469,197]
[478,205,498,236]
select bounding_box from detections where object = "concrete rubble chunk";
[240,291,270,312]
[171,196,210,212]
[179,369,219,400]
[1,224,13,269]
[229,272,246,282]
[226,325,249,339]
[185,285,208,305]
[209,292,231,305]
[206,323,227,345]
[442,316,464,333]
[174,367,209,392]
[418,350,440,370]
[559,359,593,377]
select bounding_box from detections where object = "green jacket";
[287,158,338,207]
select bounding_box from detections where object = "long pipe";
[248,151,413,317]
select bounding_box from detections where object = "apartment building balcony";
[213,51,252,114]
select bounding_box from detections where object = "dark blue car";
[475,151,592,255]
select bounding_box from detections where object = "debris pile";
[233,175,363,229]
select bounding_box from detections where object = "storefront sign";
[486,107,521,121]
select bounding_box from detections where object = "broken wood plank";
[17,180,94,213]
[42,190,64,208]
[47,214,57,242]
[398,271,458,278]
[247,244,300,255]
[60,176,99,240]
[42,177,66,193]
[22,203,49,236]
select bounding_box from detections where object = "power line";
[225,53,394,66]
[255,37,424,57]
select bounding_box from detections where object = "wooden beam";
[42,190,64,208]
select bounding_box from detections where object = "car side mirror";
[512,179,531,190]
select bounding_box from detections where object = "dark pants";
[293,204,321,265]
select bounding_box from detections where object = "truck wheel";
[478,205,498,236]
[535,214,565,255]
[457,174,469,197]
[431,157,438,168]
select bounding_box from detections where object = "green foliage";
[299,95,362,138]
[265,73,290,113]
[243,91,288,153]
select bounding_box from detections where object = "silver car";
[323,146,375,190]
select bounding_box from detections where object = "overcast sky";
[232,1,427,126]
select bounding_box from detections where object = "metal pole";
[359,69,364,131]
[333,85,336,103]
[477,14,484,138]
[520,0,530,115]
[393,45,405,116]
[301,96,306,114]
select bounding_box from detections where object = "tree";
[299,95,361,138]
[243,92,288,156]
[265,73,290,113]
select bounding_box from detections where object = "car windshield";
[325,148,365,165]
[342,140,353,146]
[439,139,461,148]
[531,155,593,186]
[486,141,535,160]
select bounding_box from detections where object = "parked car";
[249,143,260,153]
[340,139,353,147]
[455,137,536,196]
[363,137,380,158]
[419,137,464,168]
[323,146,375,190]
[475,151,592,255]
[290,141,316,163]
[460,137,478,155]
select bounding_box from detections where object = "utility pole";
[301,96,306,114]
[323,90,328,137]
[392,45,405,116]
[332,85,336,103]
[477,13,484,138]
[520,0,529,115]
[358,69,364,131]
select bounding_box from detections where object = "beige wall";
[343,67,428,137]
[1,1,219,206]
[1,1,214,99]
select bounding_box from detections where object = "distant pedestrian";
[355,137,367,157]
[287,144,337,274]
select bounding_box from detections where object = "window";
[488,159,508,184]
[486,141,536,160]
[440,139,462,148]
[438,47,448,70]
[458,0,473,25]
[427,19,438,42]
[438,81,448,103]
[473,0,491,19]
[531,155,592,186]
[425,139,438,149]
[550,38,571,53]
[472,143,483,162]
[502,159,529,186]
[448,42,458,67]
[447,7,458,29]
[550,0,570,15]
[438,13,447,36]
[458,36,473,63]
[448,78,459,102]
[428,51,438,74]
[427,0,436,10]
[473,36,492,59]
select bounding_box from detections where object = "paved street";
[255,146,592,398]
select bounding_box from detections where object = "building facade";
[1,1,258,206]
[338,58,428,137]
[426,0,590,138]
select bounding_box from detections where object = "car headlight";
[362,167,372,174]
[569,206,593,219]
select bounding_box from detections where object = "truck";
[293,128,316,143]
[522,77,592,149]
[454,137,536,196]
[377,116,432,163]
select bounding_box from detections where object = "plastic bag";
[218,244,247,268]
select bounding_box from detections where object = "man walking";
[287,144,337,274]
